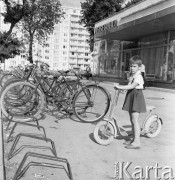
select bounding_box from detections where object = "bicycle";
[0,66,110,123]
[93,87,163,145]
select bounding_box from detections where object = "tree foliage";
[123,0,143,8]
[80,0,124,52]
[0,0,27,62]
[0,32,22,62]
[20,0,64,63]
[1,0,27,38]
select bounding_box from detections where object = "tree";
[1,0,27,38]
[123,0,143,8]
[80,0,124,52]
[0,0,28,62]
[20,0,64,63]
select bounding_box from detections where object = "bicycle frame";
[102,89,128,138]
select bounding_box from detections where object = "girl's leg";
[130,111,140,146]
[129,112,134,135]
[124,112,134,145]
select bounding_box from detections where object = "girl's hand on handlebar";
[114,83,120,90]
[120,90,127,94]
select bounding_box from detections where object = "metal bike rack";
[8,133,57,160]
[12,152,73,180]
[4,114,44,131]
[6,121,47,143]
[5,116,13,131]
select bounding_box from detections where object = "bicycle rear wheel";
[0,81,45,122]
[72,84,110,122]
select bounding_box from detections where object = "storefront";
[94,0,175,88]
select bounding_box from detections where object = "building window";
[55,38,59,43]
[45,50,49,53]
[45,56,49,59]
[73,10,76,13]
[53,63,58,67]
[54,45,59,49]
[54,50,59,55]
[85,53,88,56]
[63,51,67,55]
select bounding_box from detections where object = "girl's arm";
[114,82,138,90]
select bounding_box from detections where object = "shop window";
[139,45,173,82]
[170,30,175,43]
[99,40,106,54]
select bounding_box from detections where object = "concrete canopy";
[94,3,175,41]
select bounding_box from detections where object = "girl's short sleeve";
[134,74,144,86]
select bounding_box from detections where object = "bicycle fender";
[159,117,163,125]
[103,118,117,137]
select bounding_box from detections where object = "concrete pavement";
[1,82,175,180]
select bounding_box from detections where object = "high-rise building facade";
[33,6,92,71]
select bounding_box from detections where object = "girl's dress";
[122,71,146,113]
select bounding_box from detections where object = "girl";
[114,55,146,149]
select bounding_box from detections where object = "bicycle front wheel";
[0,81,45,122]
[72,84,110,122]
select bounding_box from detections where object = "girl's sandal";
[125,144,140,149]
[123,141,132,145]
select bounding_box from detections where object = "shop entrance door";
[123,51,131,81]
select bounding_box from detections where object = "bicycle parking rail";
[0,106,5,180]
[12,152,73,180]
[8,133,57,160]
[6,121,47,143]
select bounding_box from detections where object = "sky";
[59,0,84,8]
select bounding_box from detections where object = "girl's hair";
[130,55,142,66]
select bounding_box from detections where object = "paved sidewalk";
[0,81,175,180]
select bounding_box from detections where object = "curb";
[99,81,175,94]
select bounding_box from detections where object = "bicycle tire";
[0,81,45,122]
[0,77,22,94]
[72,84,110,123]
[143,115,162,138]
[93,120,115,145]
[0,73,15,88]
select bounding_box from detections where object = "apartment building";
[33,6,92,71]
[0,2,92,71]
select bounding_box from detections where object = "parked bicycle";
[0,62,111,123]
